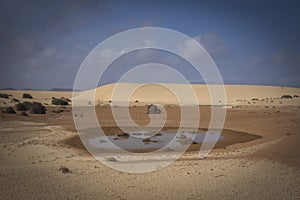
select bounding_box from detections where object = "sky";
[0,0,299,90]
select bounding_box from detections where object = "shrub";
[252,98,259,101]
[20,111,28,116]
[3,107,16,114]
[0,93,9,99]
[53,109,64,114]
[61,97,71,102]
[19,101,46,114]
[15,102,27,111]
[293,95,299,98]
[22,101,33,110]
[23,93,33,99]
[29,102,46,114]
[281,95,293,99]
[52,98,69,105]
[11,98,20,103]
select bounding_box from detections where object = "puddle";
[62,127,262,154]
[88,131,225,151]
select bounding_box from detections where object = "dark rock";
[59,165,71,173]
[147,104,162,114]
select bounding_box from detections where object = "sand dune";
[1,84,300,108]
[72,83,300,106]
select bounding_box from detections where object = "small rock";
[106,157,118,162]
[59,165,71,173]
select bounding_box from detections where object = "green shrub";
[22,101,33,110]
[281,95,293,99]
[20,111,28,116]
[3,107,16,114]
[29,102,46,114]
[11,98,20,103]
[0,93,9,99]
[18,101,46,114]
[23,93,33,99]
[52,98,69,105]
[61,97,71,102]
[15,103,27,111]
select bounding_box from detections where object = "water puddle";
[89,131,225,151]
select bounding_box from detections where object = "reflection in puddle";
[89,131,225,151]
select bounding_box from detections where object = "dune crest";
[73,83,300,106]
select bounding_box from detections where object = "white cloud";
[74,44,91,52]
[24,73,32,80]
[28,46,57,68]
[180,33,230,62]
[193,33,230,60]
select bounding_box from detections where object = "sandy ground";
[0,85,300,199]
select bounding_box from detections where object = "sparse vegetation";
[11,98,20,103]
[281,95,293,99]
[20,111,28,116]
[3,107,16,114]
[53,109,64,114]
[0,93,9,99]
[62,97,71,102]
[22,101,33,109]
[15,102,27,111]
[17,101,46,114]
[252,98,259,101]
[28,102,46,114]
[23,93,33,99]
[52,97,69,105]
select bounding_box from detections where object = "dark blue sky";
[0,0,299,89]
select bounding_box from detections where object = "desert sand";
[0,84,300,199]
